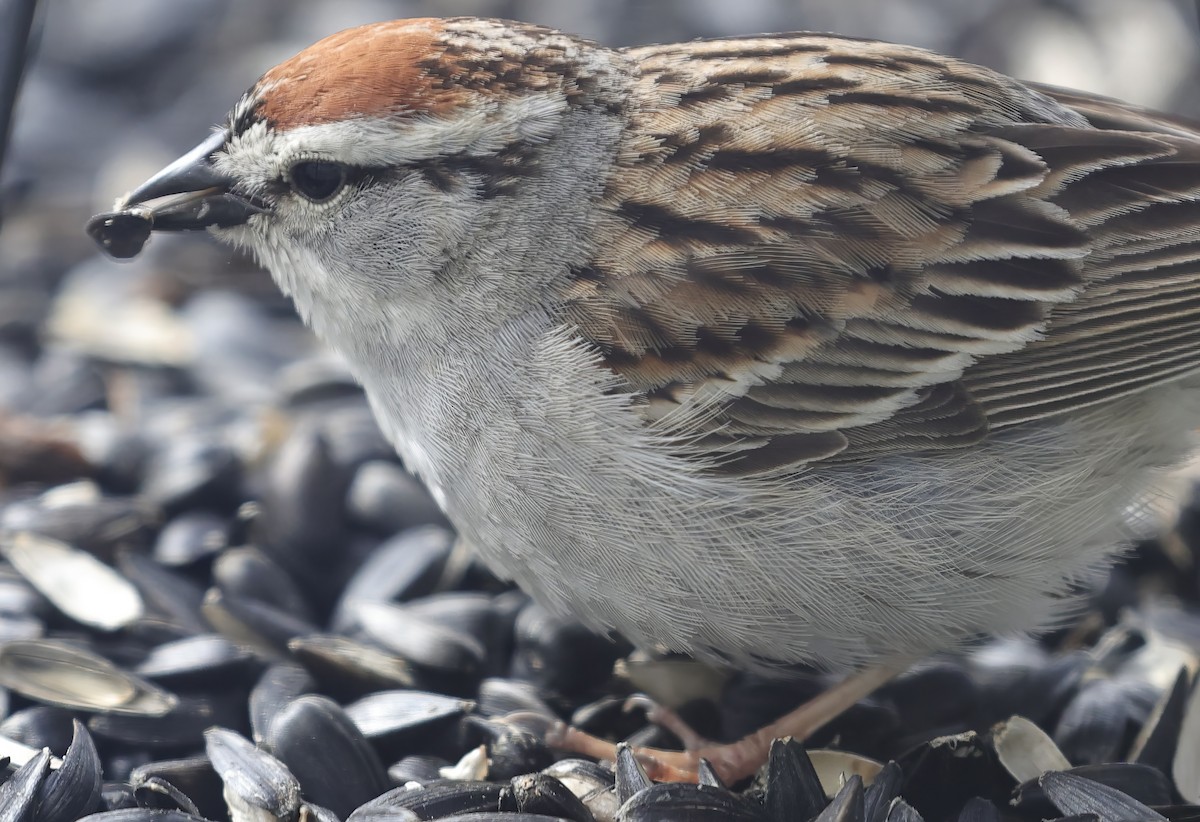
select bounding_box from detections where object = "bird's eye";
[288,161,347,203]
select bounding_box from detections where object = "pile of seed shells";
[0,246,1193,822]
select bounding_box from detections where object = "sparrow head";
[101,18,629,339]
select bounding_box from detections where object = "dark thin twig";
[0,0,40,181]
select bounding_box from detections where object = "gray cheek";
[321,179,481,296]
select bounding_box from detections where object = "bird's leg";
[547,663,907,783]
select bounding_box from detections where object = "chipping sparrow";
[89,17,1200,778]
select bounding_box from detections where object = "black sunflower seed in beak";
[86,129,264,259]
[86,209,154,259]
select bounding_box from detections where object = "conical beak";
[86,129,265,259]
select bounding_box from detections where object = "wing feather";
[559,34,1200,470]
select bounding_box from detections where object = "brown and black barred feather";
[558,33,1200,473]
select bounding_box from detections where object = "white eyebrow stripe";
[271,91,570,166]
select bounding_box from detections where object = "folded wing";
[561,35,1200,472]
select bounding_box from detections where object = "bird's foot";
[546,720,721,782]
[546,662,907,783]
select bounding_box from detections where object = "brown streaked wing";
[561,35,1200,472]
[963,110,1200,426]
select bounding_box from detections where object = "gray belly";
[364,335,1200,674]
